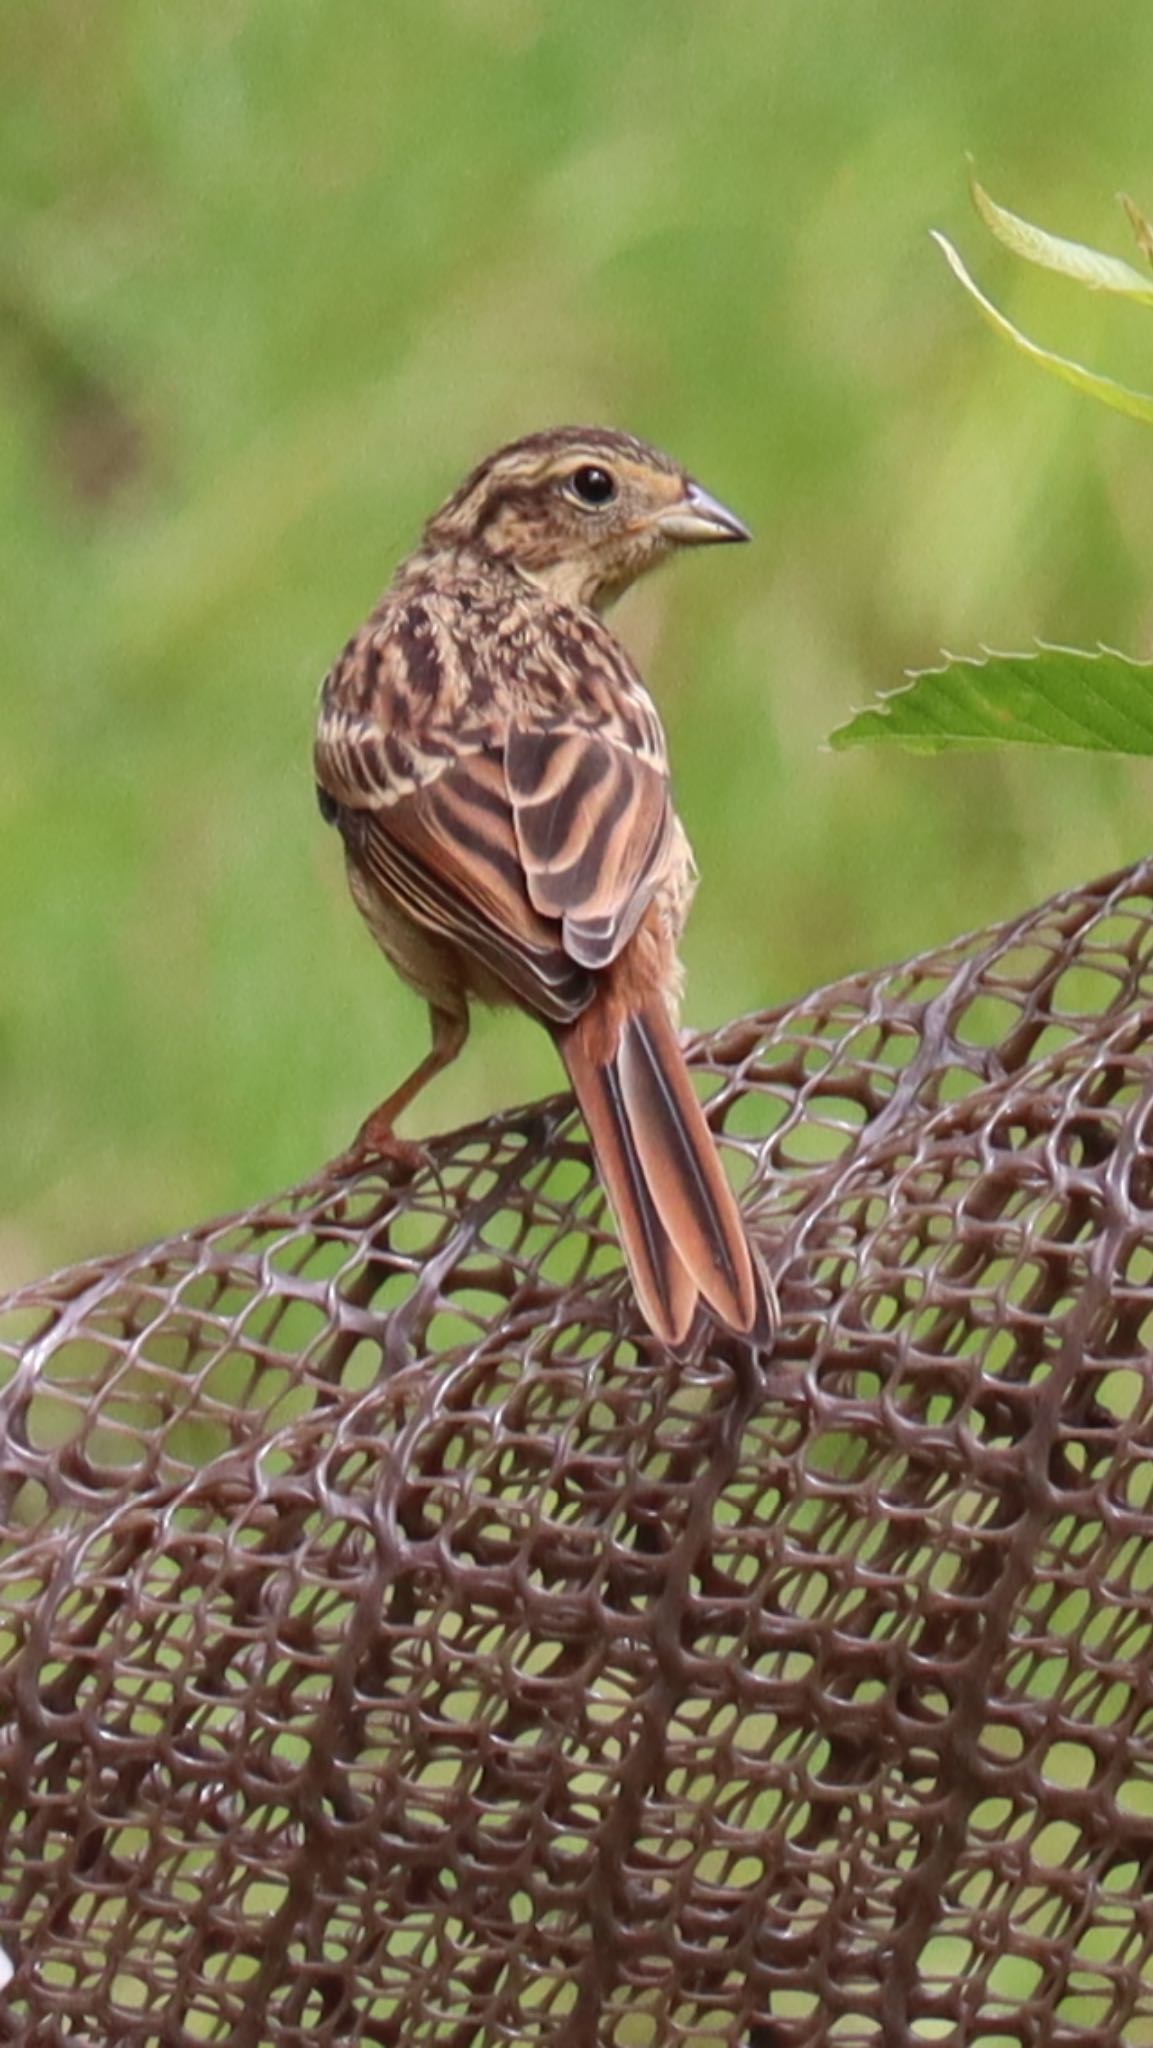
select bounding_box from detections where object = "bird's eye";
[568,464,617,507]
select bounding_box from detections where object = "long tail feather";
[561,1030,697,1343]
[559,996,775,1347]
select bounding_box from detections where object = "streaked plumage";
[315,426,775,1347]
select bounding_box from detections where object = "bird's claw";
[328,1113,432,1185]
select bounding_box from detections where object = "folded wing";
[318,694,674,1027]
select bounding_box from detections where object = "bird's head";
[422,426,750,610]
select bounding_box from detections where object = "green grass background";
[4,0,1153,1287]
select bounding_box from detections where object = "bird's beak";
[657,479,752,546]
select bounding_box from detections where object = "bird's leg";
[355,1003,468,1153]
[331,1004,469,1179]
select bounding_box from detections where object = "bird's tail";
[557,993,775,1348]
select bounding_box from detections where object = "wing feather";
[348,757,592,1024]
[505,727,672,969]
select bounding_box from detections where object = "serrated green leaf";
[829,645,1153,756]
[932,233,1153,425]
[971,178,1153,303]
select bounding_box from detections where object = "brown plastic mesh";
[4,858,1153,2047]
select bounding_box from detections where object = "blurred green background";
[4,0,1153,1287]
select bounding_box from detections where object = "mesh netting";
[4,857,1153,2046]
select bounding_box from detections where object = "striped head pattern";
[419,426,751,611]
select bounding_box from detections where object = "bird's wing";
[335,748,595,1024]
[315,597,676,1023]
[504,722,671,970]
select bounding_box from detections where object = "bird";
[314,425,775,1348]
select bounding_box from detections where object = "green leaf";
[971,177,1153,303]
[829,645,1153,756]
[931,232,1153,425]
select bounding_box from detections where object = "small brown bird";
[315,426,775,1347]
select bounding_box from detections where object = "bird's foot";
[328,1108,432,1184]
